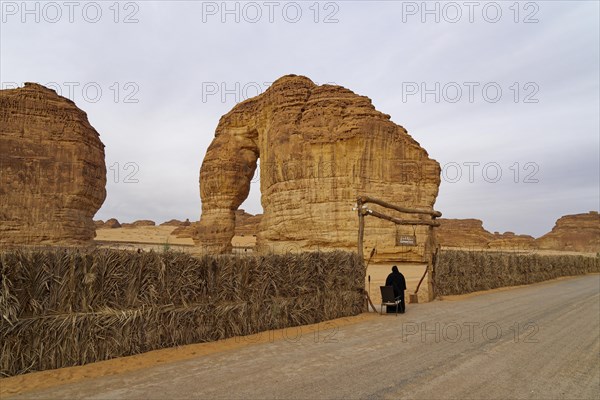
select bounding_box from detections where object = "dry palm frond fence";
[435,250,600,296]
[0,248,364,377]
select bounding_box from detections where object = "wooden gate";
[355,196,442,302]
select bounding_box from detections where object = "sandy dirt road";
[7,275,599,400]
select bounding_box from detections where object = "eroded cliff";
[0,83,106,244]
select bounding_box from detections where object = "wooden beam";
[358,196,442,218]
[363,208,440,227]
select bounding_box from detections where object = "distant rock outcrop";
[436,218,537,250]
[536,212,600,252]
[437,214,598,252]
[122,220,155,228]
[103,218,122,229]
[0,83,106,244]
[160,219,182,227]
[134,220,156,227]
[160,219,191,227]
[436,219,493,248]
[196,75,441,259]
[234,210,262,236]
[489,232,536,250]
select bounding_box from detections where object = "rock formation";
[133,219,156,227]
[172,223,196,238]
[489,232,536,250]
[160,219,191,227]
[234,210,262,236]
[103,218,122,229]
[436,219,494,248]
[536,212,600,252]
[0,83,106,244]
[175,213,262,240]
[196,75,441,260]
[436,219,537,250]
[436,214,599,252]
[122,220,156,228]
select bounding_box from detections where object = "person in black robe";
[385,265,406,313]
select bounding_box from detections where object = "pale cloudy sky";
[1,1,598,237]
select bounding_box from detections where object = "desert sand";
[364,263,430,305]
[95,226,256,253]
[95,226,194,246]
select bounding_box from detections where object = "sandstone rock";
[436,219,494,248]
[489,232,536,250]
[171,226,186,238]
[536,212,600,252]
[196,75,441,260]
[172,222,198,238]
[234,210,262,236]
[103,218,121,229]
[122,220,155,228]
[437,219,537,250]
[134,220,155,227]
[94,220,105,228]
[0,83,106,244]
[160,219,186,227]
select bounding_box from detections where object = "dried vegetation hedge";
[0,248,364,376]
[435,250,599,296]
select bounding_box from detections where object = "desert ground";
[94,226,256,253]
[365,263,430,305]
[3,274,598,399]
[95,226,195,246]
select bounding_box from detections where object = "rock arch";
[196,75,441,259]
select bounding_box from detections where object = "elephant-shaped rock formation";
[196,75,440,260]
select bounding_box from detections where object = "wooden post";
[427,225,435,301]
[357,197,365,264]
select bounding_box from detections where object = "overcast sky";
[1,1,598,237]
